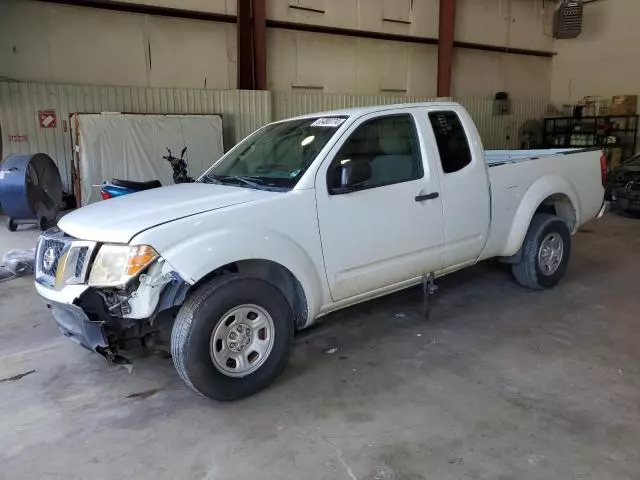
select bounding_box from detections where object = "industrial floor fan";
[0,153,64,231]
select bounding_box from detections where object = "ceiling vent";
[553,0,584,39]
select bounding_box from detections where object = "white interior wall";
[0,0,553,99]
[0,1,237,89]
[453,0,554,99]
[454,50,552,99]
[145,16,236,89]
[268,0,554,98]
[551,0,640,102]
[267,29,438,96]
[455,0,555,51]
[268,0,440,38]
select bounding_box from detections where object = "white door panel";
[426,109,491,267]
[317,181,443,300]
[440,167,490,266]
[315,110,445,302]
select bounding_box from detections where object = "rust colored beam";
[437,0,456,97]
[266,20,553,57]
[36,0,236,23]
[252,0,267,90]
[237,0,254,89]
[266,19,438,46]
[453,40,554,58]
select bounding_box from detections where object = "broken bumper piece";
[49,301,132,364]
[50,301,109,352]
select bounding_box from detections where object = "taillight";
[100,190,112,200]
[600,152,607,187]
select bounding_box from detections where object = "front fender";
[503,174,581,256]
[142,226,325,322]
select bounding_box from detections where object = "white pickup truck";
[35,102,607,400]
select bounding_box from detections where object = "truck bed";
[485,148,580,165]
[480,148,605,261]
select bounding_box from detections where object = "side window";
[428,111,472,174]
[327,114,423,193]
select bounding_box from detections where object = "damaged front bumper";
[35,267,190,362]
[48,301,109,352]
[36,282,133,361]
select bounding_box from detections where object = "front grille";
[36,232,71,288]
[75,247,89,278]
[36,229,96,289]
[39,239,67,276]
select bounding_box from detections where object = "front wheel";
[512,214,571,290]
[171,275,294,401]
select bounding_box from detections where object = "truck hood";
[58,183,276,243]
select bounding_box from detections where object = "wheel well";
[191,259,308,330]
[535,194,577,232]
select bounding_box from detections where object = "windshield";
[199,116,348,190]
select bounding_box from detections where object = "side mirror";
[330,159,372,194]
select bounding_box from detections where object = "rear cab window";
[428,111,472,174]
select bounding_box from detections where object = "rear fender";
[503,175,581,257]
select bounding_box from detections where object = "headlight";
[88,244,158,287]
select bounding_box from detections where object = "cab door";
[314,110,445,301]
[426,108,491,268]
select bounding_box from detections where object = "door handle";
[415,192,439,202]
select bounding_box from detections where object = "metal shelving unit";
[544,115,638,159]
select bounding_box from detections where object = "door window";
[327,114,423,193]
[429,111,472,174]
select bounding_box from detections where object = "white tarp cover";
[76,113,224,205]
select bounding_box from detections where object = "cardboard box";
[610,95,638,116]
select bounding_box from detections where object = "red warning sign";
[38,109,57,129]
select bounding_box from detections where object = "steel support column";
[437,0,456,98]
[252,0,267,90]
[237,0,254,89]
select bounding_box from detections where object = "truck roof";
[286,101,463,121]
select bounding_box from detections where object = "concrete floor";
[1,215,639,479]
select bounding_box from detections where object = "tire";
[171,274,294,401]
[512,214,571,290]
[7,218,17,232]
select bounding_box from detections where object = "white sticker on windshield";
[311,118,346,128]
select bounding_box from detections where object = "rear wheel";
[512,214,571,290]
[171,275,294,401]
[7,218,17,232]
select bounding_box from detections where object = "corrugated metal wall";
[458,97,548,150]
[1,81,548,190]
[0,82,271,189]
[273,92,548,150]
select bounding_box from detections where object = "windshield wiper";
[208,174,266,190]
[200,175,222,185]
